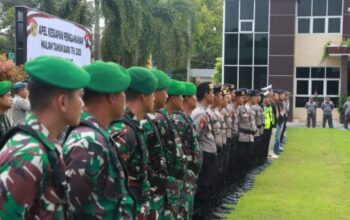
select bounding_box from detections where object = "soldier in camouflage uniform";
[174,82,202,220]
[0,81,12,140]
[145,69,171,219]
[155,80,187,219]
[0,56,90,219]
[109,67,158,220]
[64,61,136,219]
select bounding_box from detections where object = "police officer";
[305,97,317,128]
[237,89,256,174]
[109,67,158,219]
[250,90,263,165]
[12,81,30,126]
[63,61,135,219]
[155,80,187,219]
[212,85,225,198]
[191,82,216,220]
[321,97,334,128]
[174,82,202,220]
[0,56,90,219]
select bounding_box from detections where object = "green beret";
[127,67,157,94]
[24,56,90,90]
[151,69,171,90]
[183,82,197,96]
[0,81,12,96]
[167,80,185,96]
[83,61,130,93]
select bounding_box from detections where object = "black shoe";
[210,212,225,220]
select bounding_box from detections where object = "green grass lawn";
[227,128,350,220]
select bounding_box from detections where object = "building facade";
[223,0,350,121]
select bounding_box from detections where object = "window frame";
[297,0,343,34]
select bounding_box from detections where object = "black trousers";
[323,114,333,128]
[262,128,272,159]
[307,113,316,128]
[280,119,287,143]
[194,152,217,216]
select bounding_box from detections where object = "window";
[297,0,342,34]
[295,67,340,107]
[224,0,269,89]
[240,20,253,32]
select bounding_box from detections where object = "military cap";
[83,61,130,94]
[197,82,213,98]
[254,90,261,96]
[167,79,185,96]
[24,56,90,90]
[240,88,248,95]
[247,89,256,97]
[151,69,171,90]
[183,82,197,96]
[0,81,12,96]
[127,67,157,94]
[213,84,222,94]
[224,84,235,92]
[235,89,244,96]
[13,81,26,90]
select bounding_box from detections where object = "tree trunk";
[94,0,100,60]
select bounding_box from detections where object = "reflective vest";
[264,105,273,129]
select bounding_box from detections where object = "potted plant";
[338,95,347,124]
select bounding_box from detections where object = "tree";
[58,0,94,27]
[212,57,222,84]
[191,0,222,69]
[101,0,196,72]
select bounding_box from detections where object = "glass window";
[239,67,252,88]
[254,67,267,89]
[296,67,310,78]
[224,34,238,65]
[326,67,340,78]
[224,66,238,85]
[239,34,253,65]
[328,18,341,33]
[254,34,268,65]
[298,0,312,16]
[328,0,342,16]
[297,81,309,95]
[296,97,310,107]
[255,0,269,32]
[311,80,324,95]
[240,21,253,32]
[311,67,325,78]
[240,0,254,19]
[313,0,327,16]
[313,18,325,33]
[327,81,339,95]
[225,0,239,32]
[298,18,310,33]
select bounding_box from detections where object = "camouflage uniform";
[0,113,65,219]
[64,112,135,219]
[143,113,168,219]
[155,108,187,220]
[173,111,202,220]
[109,109,150,220]
[0,113,11,140]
